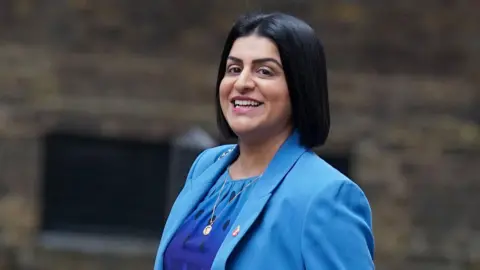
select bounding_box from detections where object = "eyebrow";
[227,56,283,68]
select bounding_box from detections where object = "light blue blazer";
[154,132,375,269]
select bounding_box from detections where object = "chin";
[230,125,257,136]
[227,121,256,134]
[230,123,271,142]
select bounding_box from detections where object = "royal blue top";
[163,170,258,270]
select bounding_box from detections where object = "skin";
[219,35,293,179]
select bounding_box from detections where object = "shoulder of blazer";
[190,144,236,179]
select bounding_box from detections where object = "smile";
[232,100,263,108]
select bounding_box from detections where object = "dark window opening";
[41,132,171,239]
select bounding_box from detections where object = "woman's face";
[219,35,292,142]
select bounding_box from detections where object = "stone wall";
[0,1,478,269]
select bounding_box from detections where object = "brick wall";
[0,1,478,269]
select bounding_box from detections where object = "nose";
[233,69,255,93]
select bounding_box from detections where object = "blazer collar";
[192,130,306,197]
[212,130,307,269]
[250,130,306,198]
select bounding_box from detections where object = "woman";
[155,12,374,269]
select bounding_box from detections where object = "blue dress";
[163,170,258,270]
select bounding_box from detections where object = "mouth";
[231,99,264,108]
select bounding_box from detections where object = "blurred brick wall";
[0,1,479,269]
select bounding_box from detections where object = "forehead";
[229,35,281,61]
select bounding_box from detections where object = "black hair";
[215,12,330,148]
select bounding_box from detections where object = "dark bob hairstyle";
[215,12,330,148]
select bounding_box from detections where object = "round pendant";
[203,225,212,235]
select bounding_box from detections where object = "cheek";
[266,86,291,115]
[219,79,230,99]
[218,81,228,103]
[219,79,232,112]
[282,91,292,113]
[278,95,292,119]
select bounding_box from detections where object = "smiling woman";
[154,12,374,270]
[219,35,291,149]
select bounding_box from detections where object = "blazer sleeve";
[301,180,375,269]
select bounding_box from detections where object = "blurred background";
[0,0,479,269]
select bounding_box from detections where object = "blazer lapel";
[156,146,239,268]
[212,131,307,269]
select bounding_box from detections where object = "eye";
[226,65,242,74]
[257,67,274,76]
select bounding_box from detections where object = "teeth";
[234,100,261,107]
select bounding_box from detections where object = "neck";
[232,128,292,178]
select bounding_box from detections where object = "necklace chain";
[203,169,262,235]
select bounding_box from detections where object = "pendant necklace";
[203,170,262,236]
